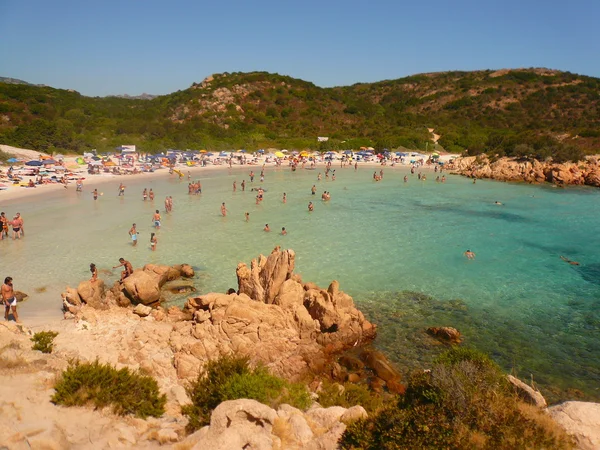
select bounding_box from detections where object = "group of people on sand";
[0,211,24,240]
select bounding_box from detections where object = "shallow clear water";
[3,164,599,401]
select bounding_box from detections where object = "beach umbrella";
[199,150,207,153]
[25,160,43,166]
[275,151,285,158]
[206,152,214,156]
[42,159,58,165]
[7,158,19,163]
[257,149,265,154]
[343,150,353,155]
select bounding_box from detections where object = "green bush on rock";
[317,381,385,414]
[52,360,166,418]
[340,348,574,449]
[182,355,311,432]
[31,331,58,353]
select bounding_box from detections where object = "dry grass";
[0,354,29,370]
[272,416,296,450]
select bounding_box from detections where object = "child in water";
[150,233,157,251]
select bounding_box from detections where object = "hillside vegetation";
[0,68,598,161]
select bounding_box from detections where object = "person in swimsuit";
[245,212,249,222]
[118,183,125,196]
[92,189,98,200]
[143,188,148,201]
[11,214,23,240]
[149,189,154,201]
[0,212,8,240]
[90,263,98,283]
[221,203,227,217]
[150,233,157,251]
[464,250,476,260]
[2,277,19,322]
[264,224,270,232]
[308,202,314,212]
[152,210,161,229]
[281,227,287,235]
[113,258,133,281]
[129,223,139,246]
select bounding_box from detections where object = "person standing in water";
[129,223,139,246]
[150,233,157,251]
[152,210,161,229]
[118,183,125,196]
[221,202,228,216]
[143,188,148,201]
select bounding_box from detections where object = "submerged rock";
[426,326,462,344]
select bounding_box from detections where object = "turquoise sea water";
[2,164,599,402]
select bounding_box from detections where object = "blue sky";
[1,0,599,96]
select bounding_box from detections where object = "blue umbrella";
[25,160,43,166]
[42,159,58,165]
[257,149,265,154]
[343,150,353,155]
[7,158,19,163]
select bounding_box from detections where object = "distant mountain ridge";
[0,68,598,161]
[0,76,36,86]
[107,93,157,100]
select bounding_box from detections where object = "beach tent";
[75,157,85,164]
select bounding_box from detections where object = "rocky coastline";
[447,154,600,187]
[1,247,599,449]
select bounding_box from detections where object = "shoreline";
[1,154,454,205]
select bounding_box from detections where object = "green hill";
[1,69,598,161]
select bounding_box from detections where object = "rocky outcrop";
[548,401,600,450]
[177,247,377,380]
[61,263,195,311]
[448,155,600,187]
[507,375,547,408]
[180,399,367,450]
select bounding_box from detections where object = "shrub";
[318,381,385,414]
[340,348,574,449]
[52,360,166,418]
[182,355,311,432]
[31,331,59,353]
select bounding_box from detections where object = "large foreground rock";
[181,399,366,450]
[548,401,600,450]
[179,247,377,380]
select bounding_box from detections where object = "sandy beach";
[1,144,455,205]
